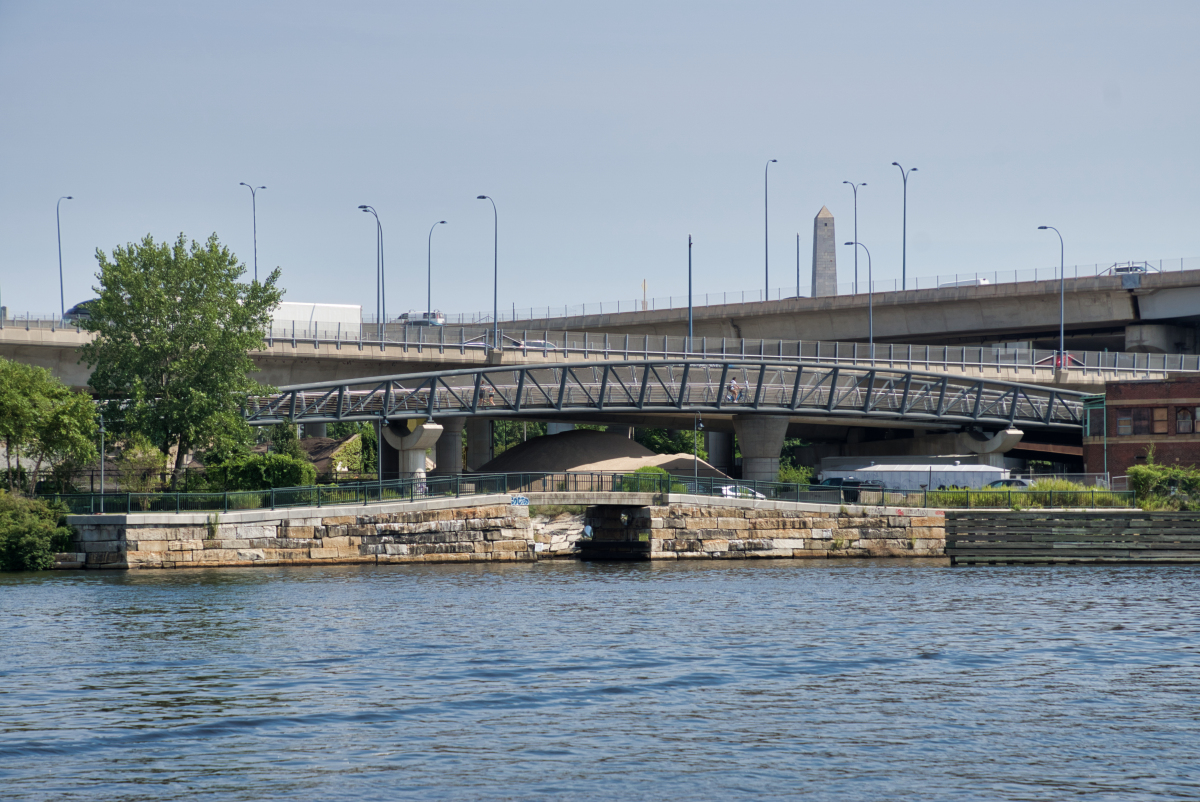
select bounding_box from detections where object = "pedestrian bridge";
[245,359,1087,431]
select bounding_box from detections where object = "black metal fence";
[41,472,1137,516]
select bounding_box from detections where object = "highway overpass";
[489,269,1200,354]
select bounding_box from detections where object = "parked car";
[819,476,886,502]
[719,485,766,500]
[985,478,1031,489]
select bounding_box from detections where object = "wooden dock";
[945,510,1200,565]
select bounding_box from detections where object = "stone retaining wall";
[581,499,946,560]
[59,495,534,569]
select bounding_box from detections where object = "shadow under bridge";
[245,359,1087,432]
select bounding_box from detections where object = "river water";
[3,559,1200,801]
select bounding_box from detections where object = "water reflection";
[3,561,1200,800]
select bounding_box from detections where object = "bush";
[619,465,686,493]
[1128,461,1200,511]
[778,464,813,485]
[0,492,73,572]
[205,453,317,491]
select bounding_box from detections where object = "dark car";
[63,299,97,324]
[819,476,886,503]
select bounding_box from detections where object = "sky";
[2,1,1198,319]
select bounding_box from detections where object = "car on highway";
[63,299,97,324]
[516,339,558,351]
[719,485,766,500]
[400,310,445,326]
[1034,352,1084,368]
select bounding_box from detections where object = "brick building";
[1083,376,1200,479]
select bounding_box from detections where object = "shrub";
[205,453,317,491]
[0,492,73,572]
[619,465,686,493]
[778,464,813,485]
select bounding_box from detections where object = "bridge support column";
[432,417,465,475]
[705,431,734,475]
[733,415,788,482]
[382,420,444,480]
[304,422,327,439]
[466,419,492,471]
[546,422,575,435]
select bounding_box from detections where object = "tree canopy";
[0,357,97,494]
[80,233,283,479]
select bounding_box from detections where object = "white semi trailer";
[270,302,362,340]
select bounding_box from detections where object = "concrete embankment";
[582,496,946,560]
[56,493,949,569]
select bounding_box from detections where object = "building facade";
[1083,376,1200,479]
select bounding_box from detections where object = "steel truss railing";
[244,360,1088,430]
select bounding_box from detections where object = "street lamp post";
[846,240,874,361]
[56,195,73,319]
[765,159,777,298]
[358,205,385,340]
[1038,225,1066,366]
[843,181,866,293]
[239,183,266,282]
[890,163,917,291]
[427,220,447,316]
[687,234,693,349]
[477,196,498,349]
[796,233,801,298]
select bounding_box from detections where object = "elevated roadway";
[500,269,1200,354]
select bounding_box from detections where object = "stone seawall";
[582,498,946,561]
[60,495,534,569]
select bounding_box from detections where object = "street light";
[846,240,874,361]
[239,183,266,282]
[56,195,73,319]
[477,195,498,349]
[358,205,385,340]
[1038,225,1066,367]
[796,232,801,298]
[891,163,917,290]
[687,234,693,348]
[427,220,447,316]
[765,159,777,298]
[843,181,866,293]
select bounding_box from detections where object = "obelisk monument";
[811,206,836,297]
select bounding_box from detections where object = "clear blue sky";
[2,1,1197,317]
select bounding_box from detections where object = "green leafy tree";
[634,428,707,460]
[0,492,73,572]
[80,233,283,485]
[269,423,306,461]
[0,358,97,495]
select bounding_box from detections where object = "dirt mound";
[478,429,654,472]
[476,429,727,478]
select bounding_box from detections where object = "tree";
[0,358,97,495]
[80,233,283,484]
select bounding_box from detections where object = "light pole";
[846,240,874,361]
[427,220,447,316]
[477,196,498,349]
[239,183,266,282]
[765,159,777,298]
[687,234,693,349]
[358,205,385,340]
[1038,225,1066,366]
[843,181,866,293]
[891,163,917,290]
[796,233,801,298]
[56,195,73,319]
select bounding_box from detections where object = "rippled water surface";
[3,560,1200,800]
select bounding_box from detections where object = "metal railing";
[9,316,1198,375]
[42,471,1136,516]
[436,258,1200,324]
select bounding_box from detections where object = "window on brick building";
[1154,407,1169,434]
[1117,411,1133,436]
[1178,408,1194,434]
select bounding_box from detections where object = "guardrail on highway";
[436,257,1200,323]
[42,471,1136,515]
[6,315,1198,375]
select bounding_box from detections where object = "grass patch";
[528,504,586,518]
